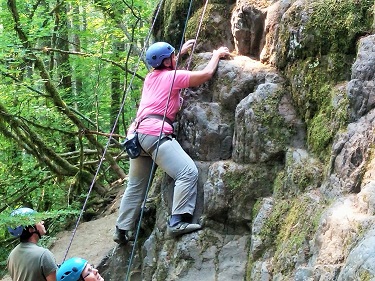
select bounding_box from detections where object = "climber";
[57,257,104,281]
[7,207,58,281]
[114,39,230,244]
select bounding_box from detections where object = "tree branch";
[33,47,145,81]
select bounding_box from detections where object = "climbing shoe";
[167,221,202,237]
[113,226,134,244]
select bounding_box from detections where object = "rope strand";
[62,1,159,264]
[62,2,209,280]
[185,0,209,70]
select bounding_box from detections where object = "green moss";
[222,164,280,199]
[153,0,199,46]
[307,84,349,160]
[288,55,350,116]
[279,0,372,62]
[245,254,254,281]
[152,240,175,281]
[197,229,222,252]
[275,2,307,68]
[285,54,350,161]
[258,198,290,245]
[185,4,229,42]
[214,163,283,228]
[252,194,327,278]
[292,165,322,192]
[273,161,324,198]
[359,270,372,281]
[260,196,324,266]
[273,170,285,197]
[277,1,372,68]
[271,196,325,276]
[305,0,373,56]
[153,1,231,48]
[251,88,294,149]
[308,100,346,158]
[252,199,263,221]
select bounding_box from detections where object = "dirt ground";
[51,211,118,266]
[1,195,121,281]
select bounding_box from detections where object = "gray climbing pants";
[116,133,198,231]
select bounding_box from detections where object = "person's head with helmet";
[57,257,104,281]
[7,207,46,242]
[7,207,58,281]
[146,41,176,70]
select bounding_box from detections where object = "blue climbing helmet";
[145,42,175,68]
[7,207,37,237]
[57,257,88,281]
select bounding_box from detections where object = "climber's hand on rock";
[180,39,196,55]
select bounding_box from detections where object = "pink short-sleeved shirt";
[128,69,191,136]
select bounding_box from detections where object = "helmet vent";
[72,267,78,272]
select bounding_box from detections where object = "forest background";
[0,0,162,276]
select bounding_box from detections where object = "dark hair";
[19,226,35,242]
[154,55,173,70]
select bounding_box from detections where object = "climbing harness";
[123,114,174,159]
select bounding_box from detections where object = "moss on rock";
[277,0,373,67]
[305,0,373,55]
[257,195,326,277]
[285,54,350,160]
[185,4,231,47]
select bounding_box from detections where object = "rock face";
[99,1,375,280]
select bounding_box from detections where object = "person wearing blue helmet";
[57,257,104,281]
[7,207,58,281]
[114,40,230,243]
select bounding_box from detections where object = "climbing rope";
[185,0,209,70]
[62,0,209,278]
[61,1,161,264]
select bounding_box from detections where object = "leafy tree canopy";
[0,0,159,276]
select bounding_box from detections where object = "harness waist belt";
[137,114,174,128]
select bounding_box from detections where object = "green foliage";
[0,209,79,277]
[0,0,158,277]
[0,209,79,230]
[0,0,156,205]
